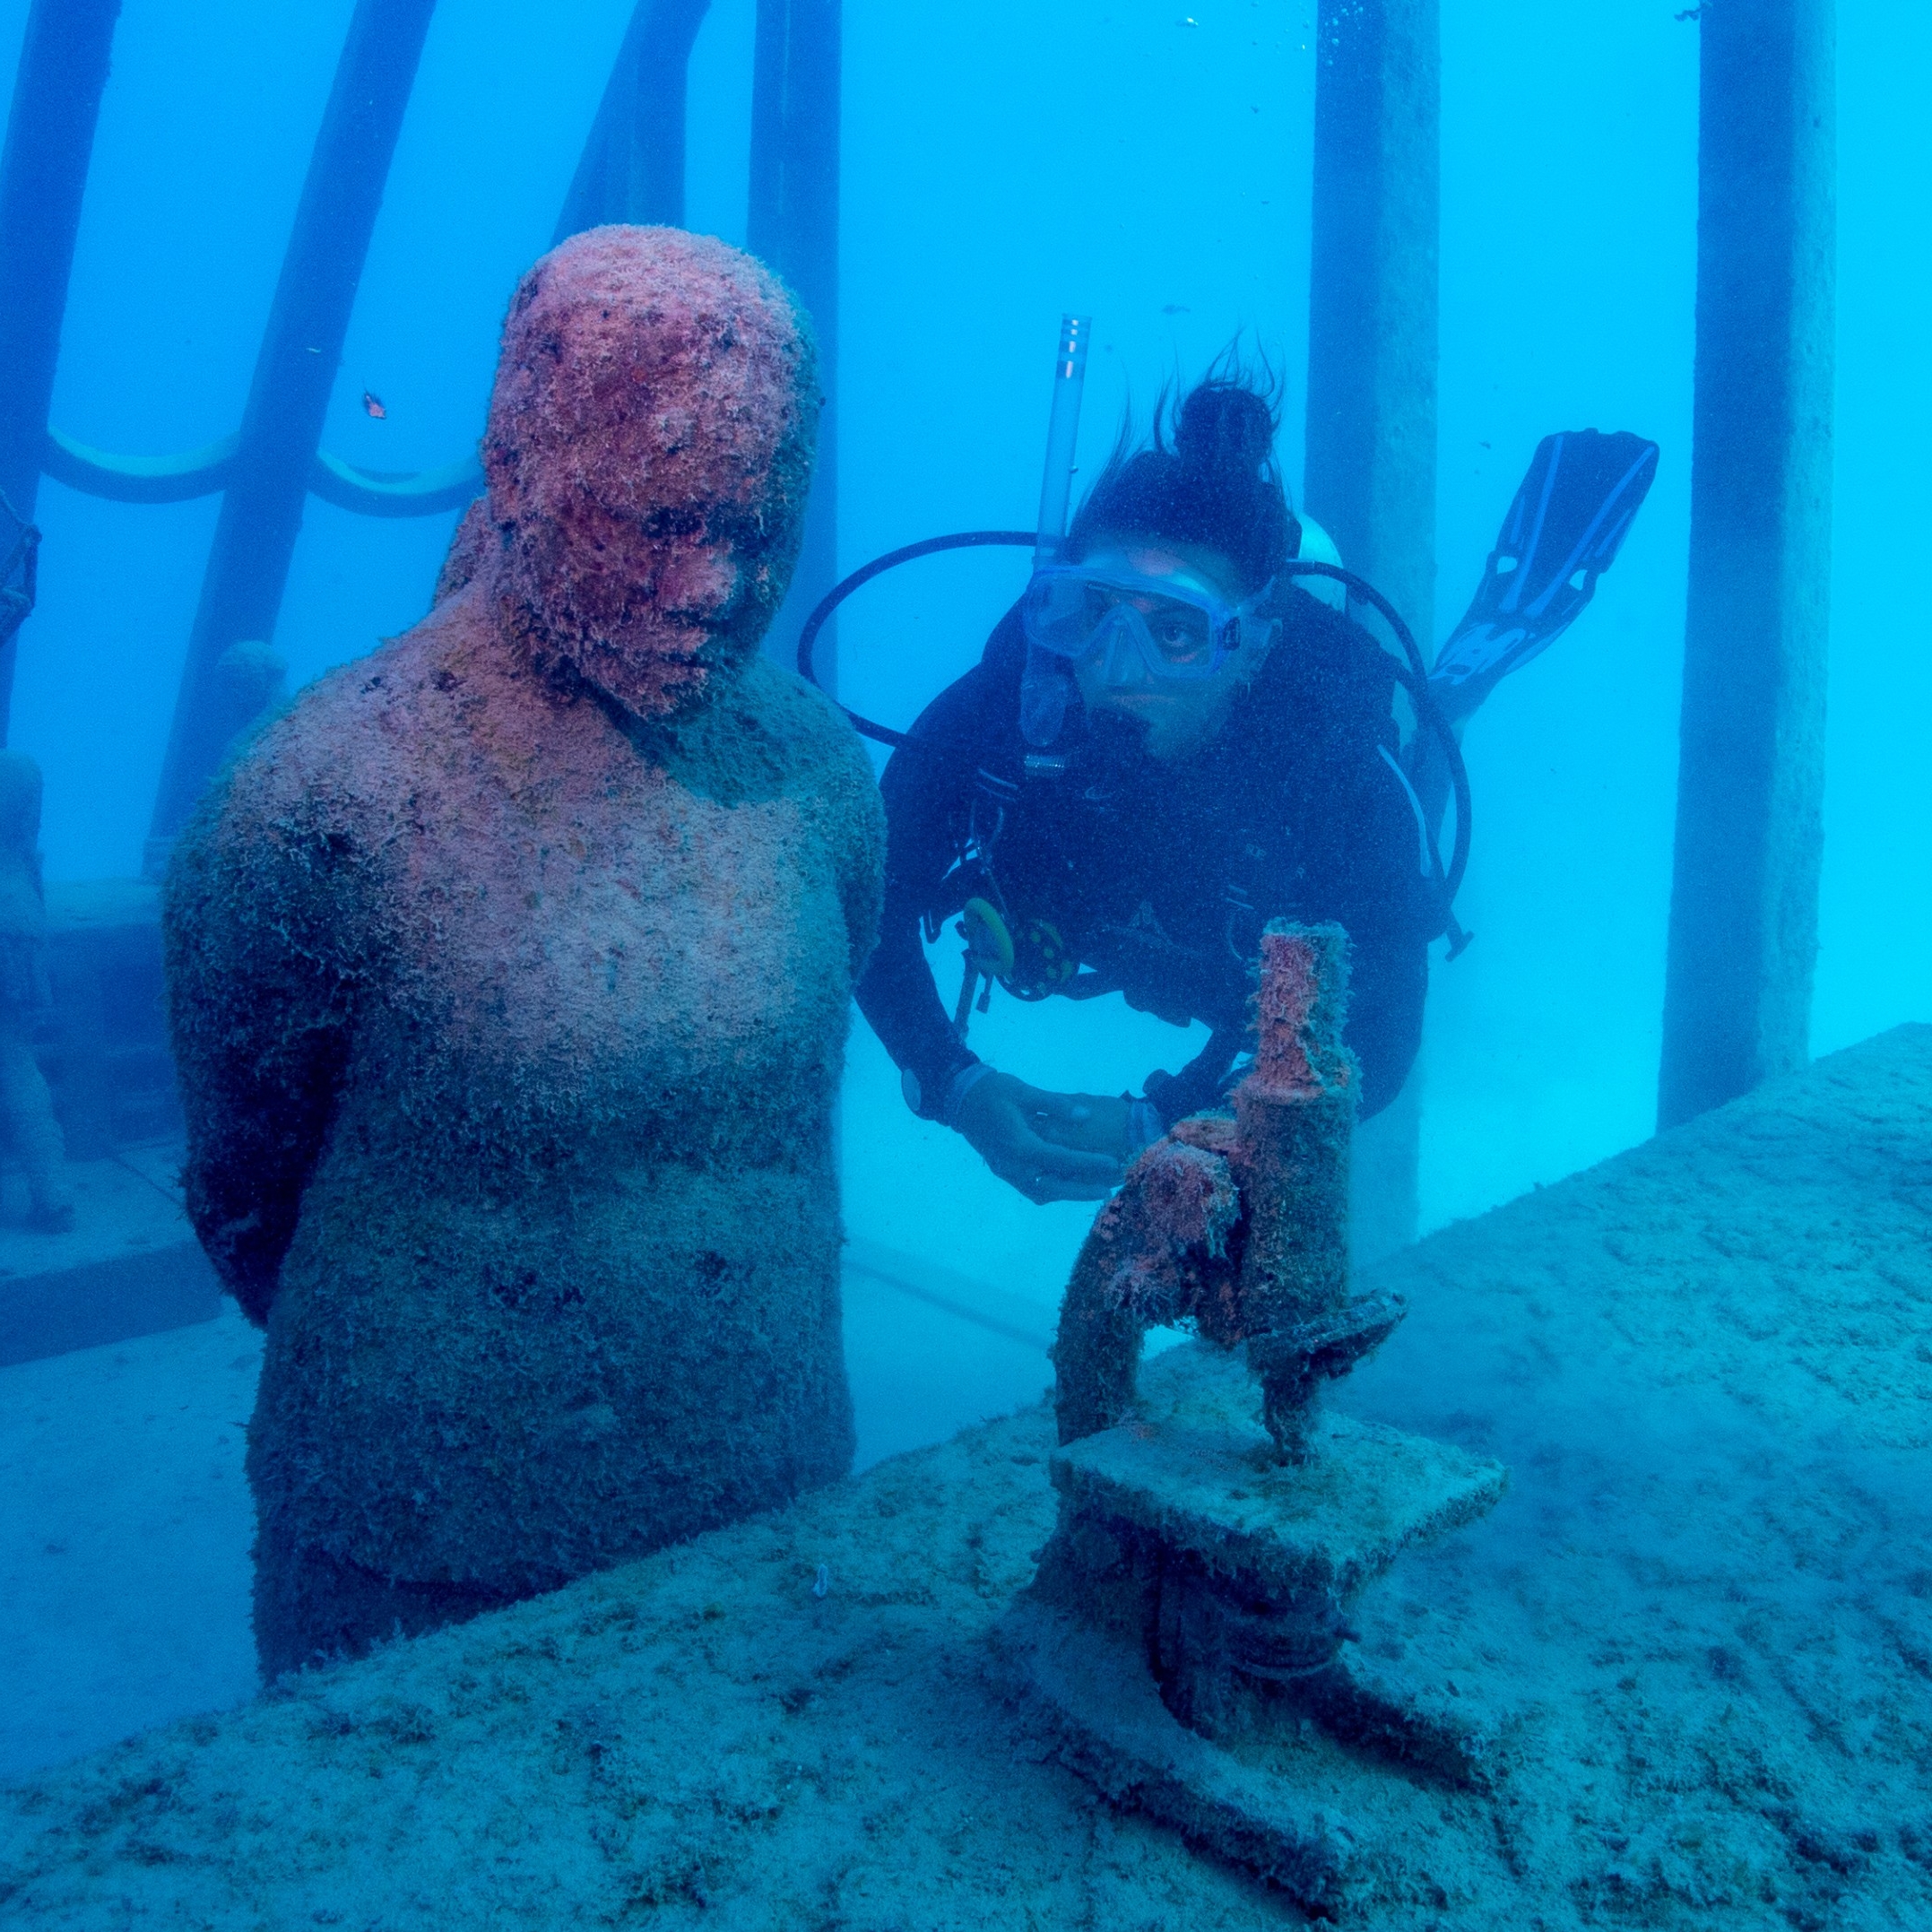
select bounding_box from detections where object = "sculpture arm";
[161,765,365,1325]
[835,733,887,990]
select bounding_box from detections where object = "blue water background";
[0,0,1923,1276]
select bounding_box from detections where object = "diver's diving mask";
[1020,553,1278,689]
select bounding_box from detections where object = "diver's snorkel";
[790,315,1094,751]
[1035,316,1089,571]
[1019,315,1092,746]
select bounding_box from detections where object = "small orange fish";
[361,390,386,420]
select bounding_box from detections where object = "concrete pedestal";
[1007,1342,1505,1913]
[41,879,181,1159]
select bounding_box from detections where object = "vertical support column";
[0,0,123,743]
[1658,0,1834,1131]
[1303,0,1439,1258]
[553,0,712,241]
[1304,0,1438,638]
[144,0,438,871]
[748,0,840,690]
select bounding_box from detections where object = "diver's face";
[1071,540,1269,762]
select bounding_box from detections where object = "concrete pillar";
[1658,0,1834,1131]
[748,0,839,689]
[1303,0,1439,1257]
[553,0,712,242]
[0,0,122,742]
[145,0,438,871]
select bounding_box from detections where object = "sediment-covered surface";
[3,1027,1928,1928]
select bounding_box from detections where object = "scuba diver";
[843,360,1657,1204]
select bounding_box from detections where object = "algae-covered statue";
[164,227,883,1676]
[0,752,71,1233]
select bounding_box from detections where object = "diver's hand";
[953,1071,1128,1204]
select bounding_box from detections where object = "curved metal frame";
[0,0,123,740]
[145,0,444,858]
[41,426,481,516]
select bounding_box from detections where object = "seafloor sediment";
[3,1027,1928,1929]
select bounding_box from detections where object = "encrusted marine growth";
[164,227,882,1676]
[1052,922,1400,1460]
[1020,921,1505,1909]
[486,224,818,723]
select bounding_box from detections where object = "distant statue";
[164,227,883,1676]
[0,751,71,1233]
[212,639,288,758]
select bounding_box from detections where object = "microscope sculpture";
[1009,922,1507,1913]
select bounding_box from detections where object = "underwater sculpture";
[210,638,289,761]
[1009,921,1507,1907]
[1051,924,1404,1461]
[163,225,883,1676]
[0,751,71,1232]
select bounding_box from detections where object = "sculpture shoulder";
[204,595,492,842]
[685,654,881,816]
[735,655,870,766]
[163,602,486,958]
[718,658,884,970]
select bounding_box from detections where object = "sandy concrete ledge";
[3,1028,1928,1929]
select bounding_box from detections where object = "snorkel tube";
[792,315,1092,751]
[1035,315,1089,569]
[1019,315,1093,742]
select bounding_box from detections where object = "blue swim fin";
[1430,429,1659,724]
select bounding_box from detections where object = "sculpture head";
[481,225,819,721]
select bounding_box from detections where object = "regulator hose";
[795,530,1035,748]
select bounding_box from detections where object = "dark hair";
[1063,349,1299,595]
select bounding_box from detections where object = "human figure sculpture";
[0,752,72,1232]
[164,227,883,1676]
[211,638,289,760]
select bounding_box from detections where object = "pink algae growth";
[1101,1138,1243,1326]
[1251,923,1353,1099]
[485,224,819,723]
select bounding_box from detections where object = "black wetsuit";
[854,587,1443,1127]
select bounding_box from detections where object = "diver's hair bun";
[1065,347,1295,593]
[1174,382,1278,479]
